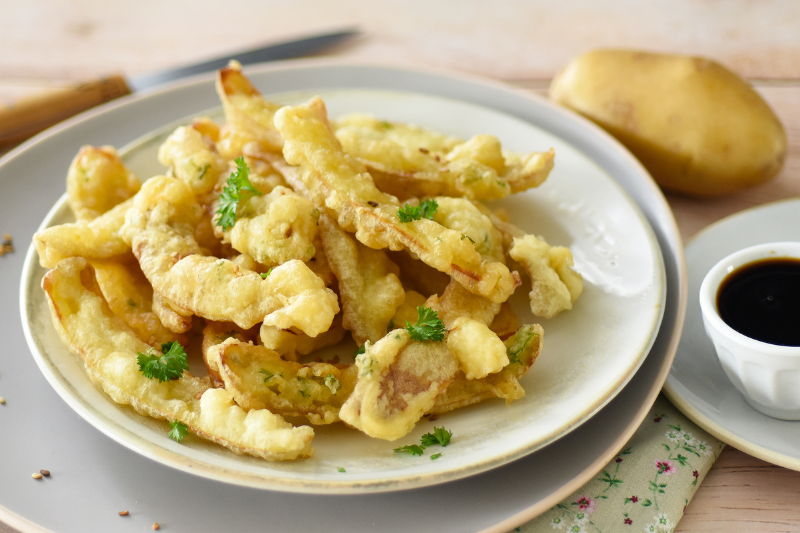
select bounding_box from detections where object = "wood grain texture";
[677,447,800,532]
[2,2,800,531]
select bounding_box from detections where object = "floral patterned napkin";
[514,393,725,533]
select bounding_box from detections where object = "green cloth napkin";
[513,393,725,533]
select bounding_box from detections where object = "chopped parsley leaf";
[215,157,261,231]
[405,306,446,342]
[393,444,425,456]
[397,198,438,223]
[137,341,189,382]
[168,420,189,442]
[421,426,452,447]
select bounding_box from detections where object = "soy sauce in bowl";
[717,258,800,346]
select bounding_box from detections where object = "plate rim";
[1,58,686,531]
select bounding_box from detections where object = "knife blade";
[0,28,359,149]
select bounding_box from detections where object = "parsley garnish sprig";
[137,341,190,382]
[168,420,189,442]
[405,306,446,342]
[420,426,452,447]
[215,157,261,231]
[397,198,438,223]
[394,426,453,458]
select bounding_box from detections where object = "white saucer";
[664,198,800,470]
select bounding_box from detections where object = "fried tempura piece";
[476,203,583,318]
[158,123,228,197]
[489,301,520,340]
[432,197,505,263]
[209,338,358,425]
[121,175,338,334]
[426,279,501,327]
[390,290,427,330]
[447,317,508,380]
[66,145,141,221]
[430,324,544,413]
[91,258,185,346]
[42,257,314,460]
[273,97,518,304]
[339,280,503,440]
[216,186,319,267]
[319,214,405,345]
[259,315,346,362]
[333,113,554,200]
[201,321,257,385]
[339,330,458,440]
[216,63,283,158]
[388,250,450,298]
[509,235,583,318]
[34,198,133,269]
[151,292,193,334]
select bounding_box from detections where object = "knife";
[0,28,359,148]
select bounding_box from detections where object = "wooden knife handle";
[0,75,132,149]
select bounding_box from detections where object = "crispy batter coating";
[158,123,228,197]
[42,258,314,460]
[34,198,133,269]
[216,63,283,158]
[209,338,357,425]
[477,202,583,318]
[339,280,504,440]
[151,291,193,334]
[430,324,544,413]
[447,317,509,380]
[217,186,319,267]
[432,197,505,263]
[274,97,518,304]
[90,258,186,346]
[333,114,554,200]
[508,235,582,318]
[67,145,141,221]
[339,330,458,440]
[319,214,405,345]
[201,320,257,385]
[258,315,346,363]
[121,175,339,334]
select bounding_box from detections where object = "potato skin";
[549,50,787,197]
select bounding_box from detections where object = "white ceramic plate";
[0,61,684,532]
[664,198,800,470]
[21,86,665,493]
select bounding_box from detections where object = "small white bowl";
[699,241,800,420]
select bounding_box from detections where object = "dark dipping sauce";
[717,258,800,347]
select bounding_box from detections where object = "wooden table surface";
[2,2,800,531]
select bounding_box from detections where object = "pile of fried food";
[34,64,582,461]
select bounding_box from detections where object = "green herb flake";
[397,198,438,223]
[421,426,452,447]
[337,467,346,473]
[168,420,189,442]
[430,453,442,460]
[137,341,190,382]
[405,306,446,342]
[393,444,425,456]
[215,157,261,231]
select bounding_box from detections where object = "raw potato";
[549,49,787,197]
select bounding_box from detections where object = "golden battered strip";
[273,97,519,304]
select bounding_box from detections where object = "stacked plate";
[1,62,686,532]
